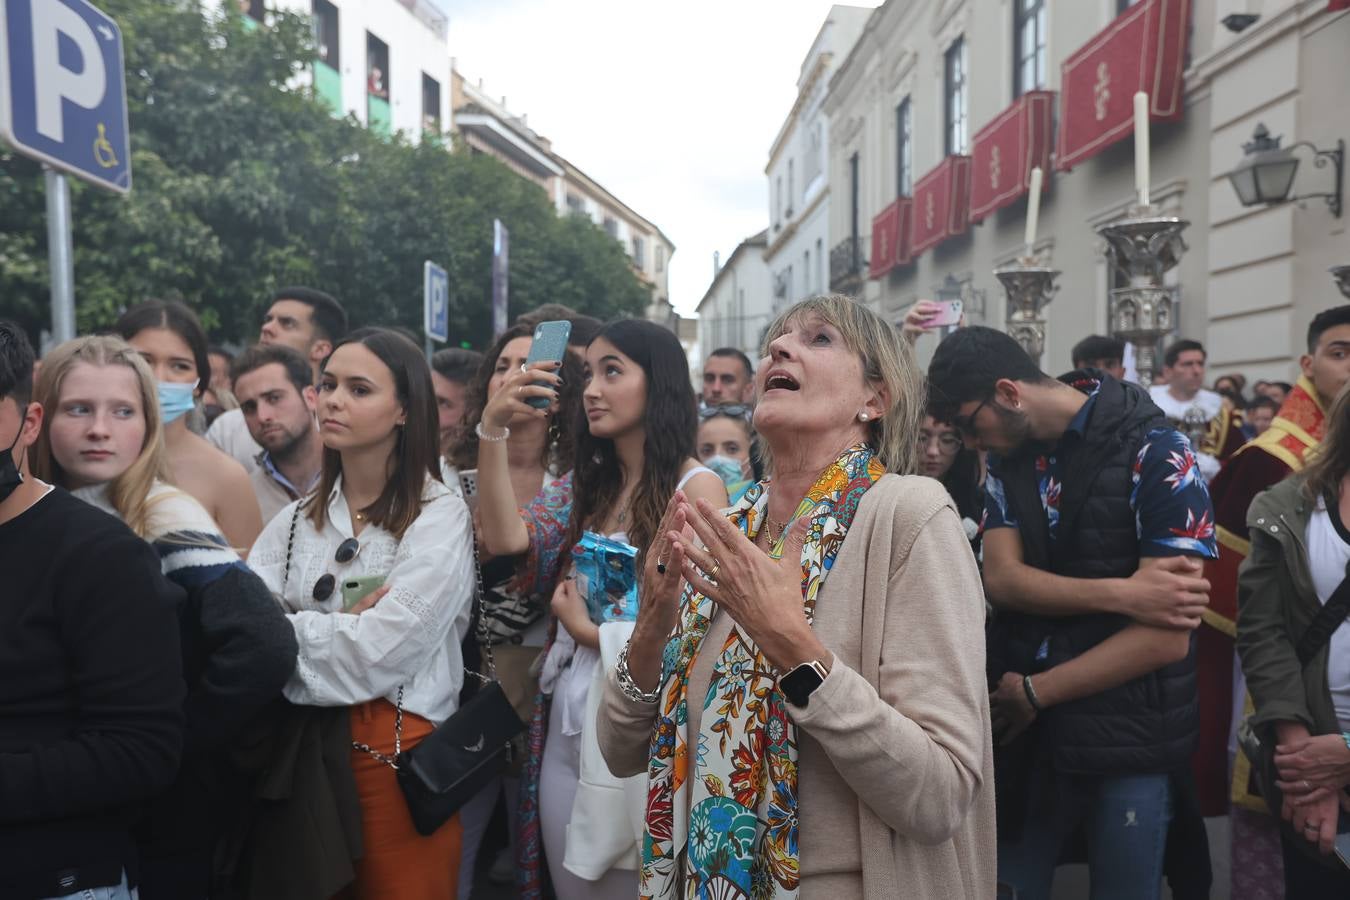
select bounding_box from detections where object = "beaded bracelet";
[475,421,510,442]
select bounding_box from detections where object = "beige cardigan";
[598,474,996,899]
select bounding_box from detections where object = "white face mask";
[157,379,199,424]
[703,454,748,487]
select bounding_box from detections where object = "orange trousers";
[334,700,462,900]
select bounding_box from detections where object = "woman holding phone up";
[448,322,583,898]
[475,319,727,900]
[248,328,475,899]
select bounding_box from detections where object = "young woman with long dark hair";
[247,328,475,899]
[475,318,727,899]
[116,300,263,548]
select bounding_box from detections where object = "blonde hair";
[760,294,924,475]
[33,335,172,538]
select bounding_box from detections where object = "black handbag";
[284,504,527,837]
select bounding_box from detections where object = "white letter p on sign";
[31,1,106,144]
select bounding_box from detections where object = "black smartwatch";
[778,660,830,708]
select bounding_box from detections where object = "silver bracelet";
[475,421,510,442]
[615,642,660,704]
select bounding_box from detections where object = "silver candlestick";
[1097,205,1190,385]
[995,257,1060,366]
[1332,264,1350,300]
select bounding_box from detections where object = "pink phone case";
[927,300,963,328]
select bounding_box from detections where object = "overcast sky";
[439,0,874,316]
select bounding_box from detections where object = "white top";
[1148,386,1223,481]
[1148,385,1223,422]
[1305,497,1350,732]
[206,408,264,473]
[247,475,475,724]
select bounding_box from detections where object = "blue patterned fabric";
[983,389,1217,559]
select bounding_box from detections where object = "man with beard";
[230,345,323,526]
[929,327,1216,900]
[207,287,346,472]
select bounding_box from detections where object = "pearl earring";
[858,412,869,422]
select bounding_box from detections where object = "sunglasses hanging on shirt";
[313,537,362,602]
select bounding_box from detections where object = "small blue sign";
[424,260,449,343]
[0,0,131,192]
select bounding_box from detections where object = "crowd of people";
[2,284,1350,900]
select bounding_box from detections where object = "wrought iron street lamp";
[1227,124,1344,218]
[1332,264,1350,300]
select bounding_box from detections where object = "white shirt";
[1306,497,1350,732]
[207,408,264,473]
[1149,386,1224,481]
[247,476,475,724]
[1148,385,1223,422]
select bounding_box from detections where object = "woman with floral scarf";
[597,296,997,899]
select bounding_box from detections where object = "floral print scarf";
[641,443,884,899]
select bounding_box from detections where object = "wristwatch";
[778,659,830,708]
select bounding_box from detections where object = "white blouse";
[247,475,474,724]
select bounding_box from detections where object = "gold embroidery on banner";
[925,191,935,231]
[1094,62,1111,122]
[990,145,1002,190]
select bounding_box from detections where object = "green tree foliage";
[0,0,650,348]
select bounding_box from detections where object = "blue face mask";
[703,454,747,488]
[158,380,198,424]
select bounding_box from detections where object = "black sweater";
[0,488,186,898]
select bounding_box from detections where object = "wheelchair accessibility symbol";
[93,123,118,168]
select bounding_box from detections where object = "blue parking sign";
[0,0,131,192]
[424,260,449,343]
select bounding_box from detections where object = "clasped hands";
[1271,727,1350,855]
[634,491,826,673]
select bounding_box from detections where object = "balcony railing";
[829,236,866,292]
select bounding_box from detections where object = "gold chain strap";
[351,524,496,771]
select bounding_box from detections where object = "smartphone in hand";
[524,320,572,409]
[927,299,963,329]
[341,574,386,612]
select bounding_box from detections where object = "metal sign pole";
[44,167,76,343]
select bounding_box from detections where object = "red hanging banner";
[1056,0,1191,172]
[910,156,972,257]
[969,90,1055,223]
[868,198,914,279]
[1329,0,1350,11]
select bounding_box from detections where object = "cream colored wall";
[827,0,1348,383]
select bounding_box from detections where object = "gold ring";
[709,561,721,580]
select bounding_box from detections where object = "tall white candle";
[1134,91,1150,208]
[1024,166,1043,259]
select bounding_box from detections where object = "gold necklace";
[763,514,788,545]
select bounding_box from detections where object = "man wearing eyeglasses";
[700,348,755,407]
[929,326,1216,900]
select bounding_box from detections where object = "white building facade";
[696,231,772,364]
[820,0,1350,380]
[449,65,678,329]
[263,0,451,140]
[765,6,872,316]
